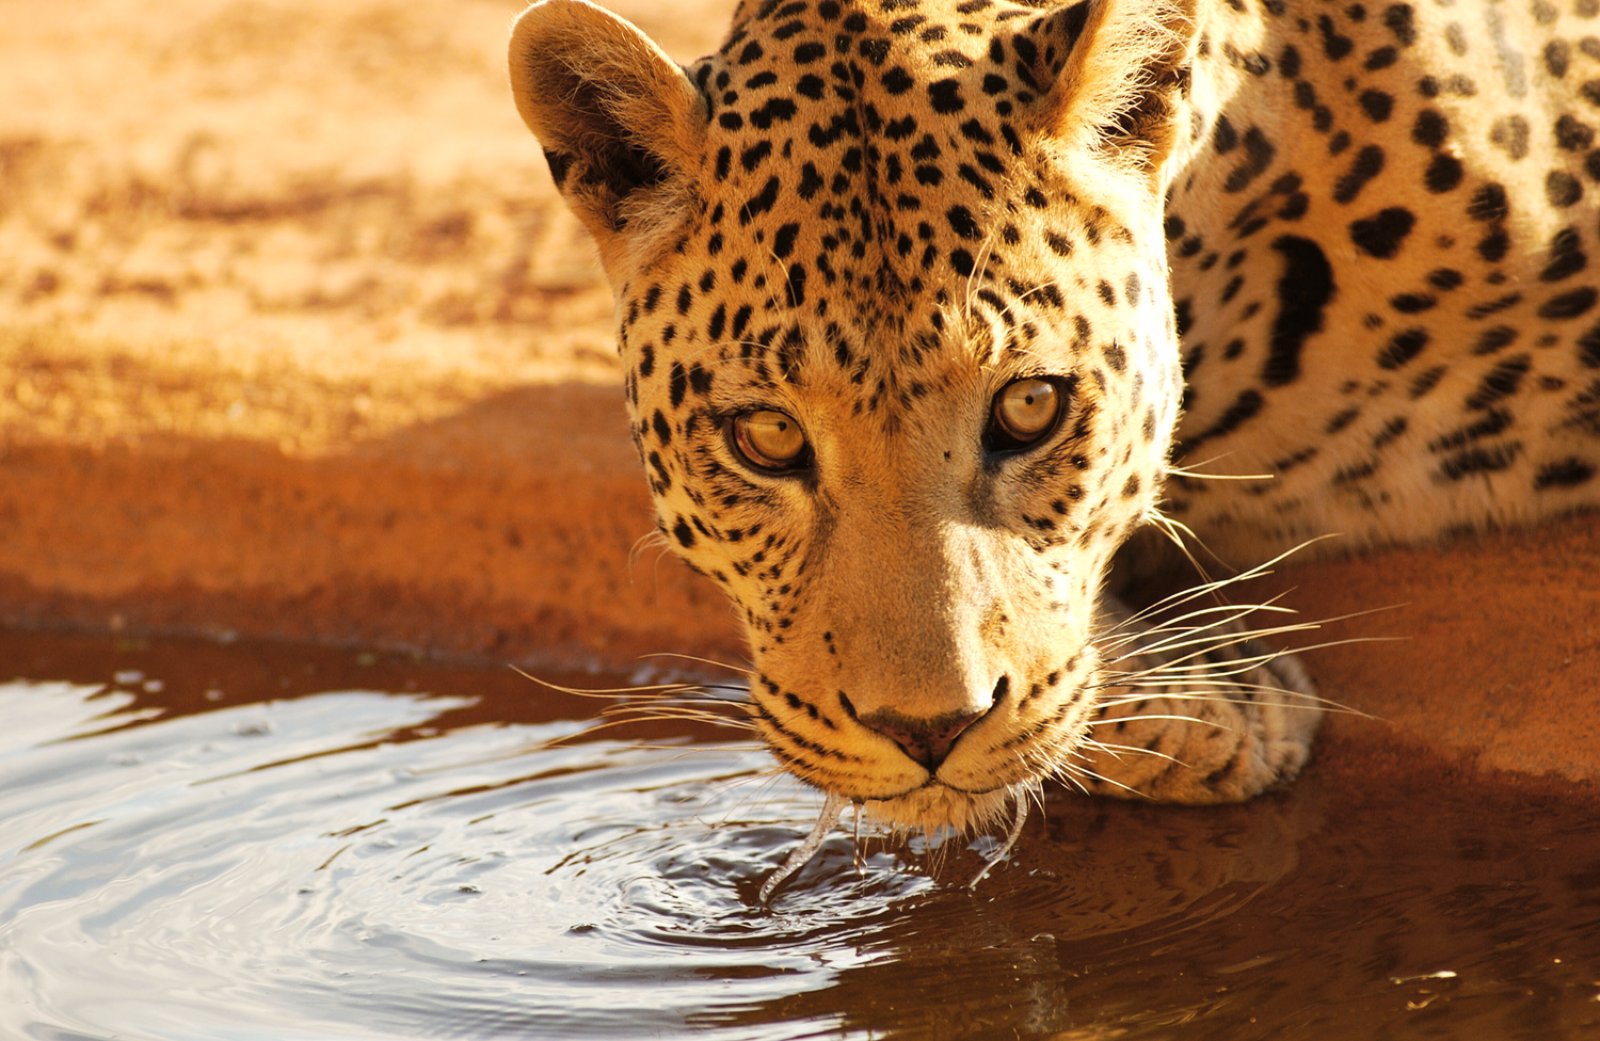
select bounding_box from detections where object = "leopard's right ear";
[509,0,706,277]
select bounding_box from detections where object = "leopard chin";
[858,784,1024,837]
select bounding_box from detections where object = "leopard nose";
[858,708,985,772]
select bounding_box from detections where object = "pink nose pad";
[858,709,984,771]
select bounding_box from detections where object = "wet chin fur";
[859,784,1019,834]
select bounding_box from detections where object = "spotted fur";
[509,0,1600,831]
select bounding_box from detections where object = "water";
[2,630,1597,1040]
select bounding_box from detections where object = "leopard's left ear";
[1010,0,1195,184]
[508,0,707,278]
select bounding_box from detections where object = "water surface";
[2,630,1597,1040]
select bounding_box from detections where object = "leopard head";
[509,0,1196,831]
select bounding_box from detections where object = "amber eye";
[731,409,810,473]
[986,377,1066,453]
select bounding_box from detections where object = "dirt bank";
[1,0,1595,785]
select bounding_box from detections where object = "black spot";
[1542,227,1588,282]
[957,163,994,197]
[1535,459,1597,488]
[673,517,696,548]
[1468,183,1509,222]
[1382,3,1416,46]
[959,118,994,145]
[949,248,975,276]
[1280,44,1302,78]
[1580,322,1600,367]
[856,36,890,65]
[1466,291,1523,320]
[1538,287,1598,320]
[1426,408,1513,453]
[1187,389,1264,448]
[750,97,798,130]
[1317,15,1354,60]
[1427,268,1464,291]
[797,162,824,200]
[1409,365,1448,399]
[1477,227,1512,264]
[1263,236,1335,386]
[1213,117,1240,153]
[1556,114,1595,152]
[1357,89,1394,121]
[1490,115,1530,159]
[1424,153,1463,193]
[772,222,802,260]
[929,79,964,113]
[739,141,772,173]
[1546,40,1571,78]
[1390,292,1436,313]
[689,362,713,396]
[1376,328,1429,369]
[740,176,781,224]
[651,409,673,445]
[785,262,807,307]
[1365,46,1398,70]
[1472,326,1518,355]
[669,362,688,407]
[1547,170,1584,207]
[1333,145,1385,203]
[882,67,915,93]
[1411,109,1448,148]
[1440,444,1521,481]
[1349,207,1415,258]
[1372,415,1409,449]
[1223,128,1277,193]
[1174,298,1193,339]
[1464,354,1531,410]
[946,205,981,240]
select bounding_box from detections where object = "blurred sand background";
[0,0,1594,784]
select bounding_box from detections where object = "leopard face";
[509,0,1196,830]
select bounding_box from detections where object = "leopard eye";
[731,409,810,473]
[986,377,1065,453]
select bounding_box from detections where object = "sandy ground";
[1,0,1595,785]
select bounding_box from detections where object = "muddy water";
[2,630,1597,1040]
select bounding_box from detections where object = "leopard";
[505,0,1600,856]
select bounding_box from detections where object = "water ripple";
[4,640,1599,1041]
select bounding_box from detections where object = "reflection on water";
[1,631,1597,1041]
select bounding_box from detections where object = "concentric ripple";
[0,676,929,1041]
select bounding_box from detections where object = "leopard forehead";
[614,0,1181,427]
